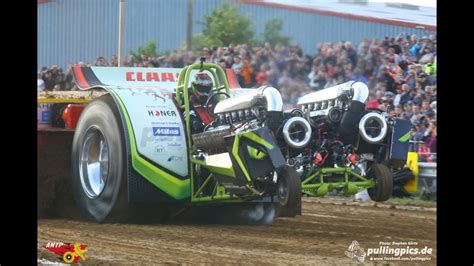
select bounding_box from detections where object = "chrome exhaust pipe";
[351,81,369,103]
[256,86,283,112]
[338,81,369,145]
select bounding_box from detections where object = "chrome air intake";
[282,117,312,149]
[358,112,388,144]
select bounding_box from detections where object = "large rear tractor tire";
[71,95,130,222]
[367,164,393,202]
[276,167,302,217]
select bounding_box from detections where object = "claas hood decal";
[72,66,182,90]
[72,66,241,90]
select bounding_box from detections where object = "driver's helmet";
[191,72,213,97]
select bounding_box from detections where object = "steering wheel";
[205,92,230,117]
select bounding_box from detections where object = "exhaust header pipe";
[350,81,369,103]
[257,86,283,112]
[338,82,370,145]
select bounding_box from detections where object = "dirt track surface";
[38,197,436,265]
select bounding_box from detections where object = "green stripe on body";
[231,131,274,182]
[398,131,411,143]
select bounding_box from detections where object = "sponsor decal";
[124,88,167,102]
[38,103,52,109]
[151,121,180,126]
[167,156,183,162]
[148,110,177,117]
[44,242,88,263]
[398,131,411,143]
[41,111,51,122]
[126,71,179,82]
[140,126,180,148]
[152,127,181,136]
[38,103,52,123]
[167,142,183,150]
[155,145,165,153]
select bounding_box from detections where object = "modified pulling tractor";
[40,61,407,223]
[70,61,301,222]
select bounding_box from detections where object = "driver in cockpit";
[187,72,214,133]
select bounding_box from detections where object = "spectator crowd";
[38,32,436,153]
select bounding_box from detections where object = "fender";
[72,67,190,202]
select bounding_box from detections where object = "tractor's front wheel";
[367,164,393,202]
[276,167,302,217]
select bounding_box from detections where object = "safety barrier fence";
[409,140,436,199]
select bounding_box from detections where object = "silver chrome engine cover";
[214,86,283,114]
[297,81,369,117]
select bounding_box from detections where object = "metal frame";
[175,63,260,203]
[301,167,375,197]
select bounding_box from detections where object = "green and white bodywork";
[71,63,301,221]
